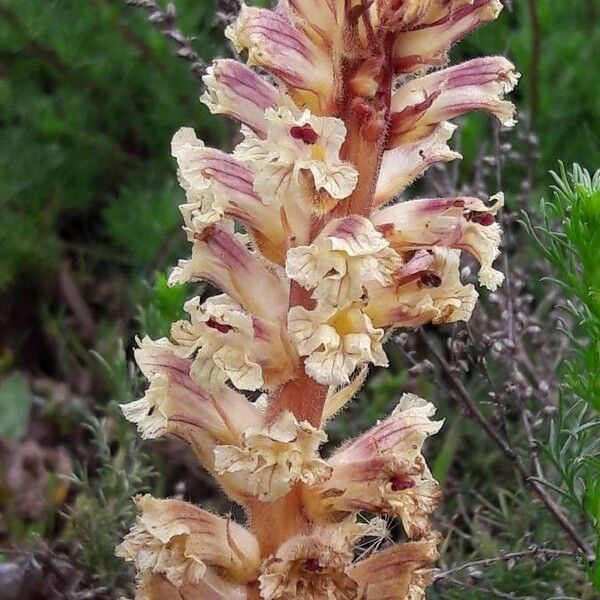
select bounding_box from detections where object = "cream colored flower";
[389,56,518,147]
[200,59,278,136]
[235,107,358,205]
[372,193,505,291]
[366,248,479,329]
[286,215,402,309]
[116,495,260,588]
[258,521,363,600]
[170,294,297,394]
[288,304,388,386]
[121,336,262,474]
[308,394,443,538]
[392,0,503,73]
[168,222,290,322]
[214,411,331,502]
[170,295,263,393]
[225,4,334,111]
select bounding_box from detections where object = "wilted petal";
[347,535,440,599]
[201,59,279,136]
[372,193,505,290]
[288,304,388,386]
[286,215,402,308]
[116,495,260,587]
[258,521,365,600]
[135,572,246,600]
[225,5,334,110]
[169,223,289,320]
[307,394,443,538]
[375,122,461,205]
[366,248,479,328]
[393,0,503,74]
[389,56,519,147]
[214,410,331,502]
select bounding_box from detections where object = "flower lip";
[290,123,320,144]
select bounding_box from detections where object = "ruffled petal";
[392,0,503,74]
[286,215,402,308]
[288,304,388,386]
[389,56,519,147]
[372,193,505,290]
[365,248,479,328]
[214,411,331,501]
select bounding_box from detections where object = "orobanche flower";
[170,294,296,393]
[117,495,260,592]
[214,410,331,502]
[305,394,444,539]
[288,303,388,386]
[372,193,505,291]
[235,107,359,211]
[286,215,402,308]
[119,0,517,596]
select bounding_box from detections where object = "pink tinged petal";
[124,337,261,468]
[138,572,247,600]
[392,0,503,74]
[375,122,461,205]
[168,223,289,320]
[226,5,333,101]
[132,495,261,583]
[172,128,288,263]
[372,193,504,289]
[365,248,479,328]
[330,395,442,463]
[389,56,519,145]
[347,536,440,599]
[307,395,443,537]
[201,60,279,136]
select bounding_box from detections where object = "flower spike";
[119,0,517,596]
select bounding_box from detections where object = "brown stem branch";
[434,547,576,581]
[419,330,595,561]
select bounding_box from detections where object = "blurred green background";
[0,0,599,598]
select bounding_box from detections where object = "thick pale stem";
[251,280,328,556]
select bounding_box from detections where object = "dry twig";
[419,329,595,562]
[123,0,207,79]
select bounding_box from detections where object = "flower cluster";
[118,0,517,597]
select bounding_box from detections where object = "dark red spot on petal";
[304,558,322,572]
[206,318,233,333]
[390,475,415,491]
[470,212,495,226]
[290,124,319,144]
[420,272,442,287]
